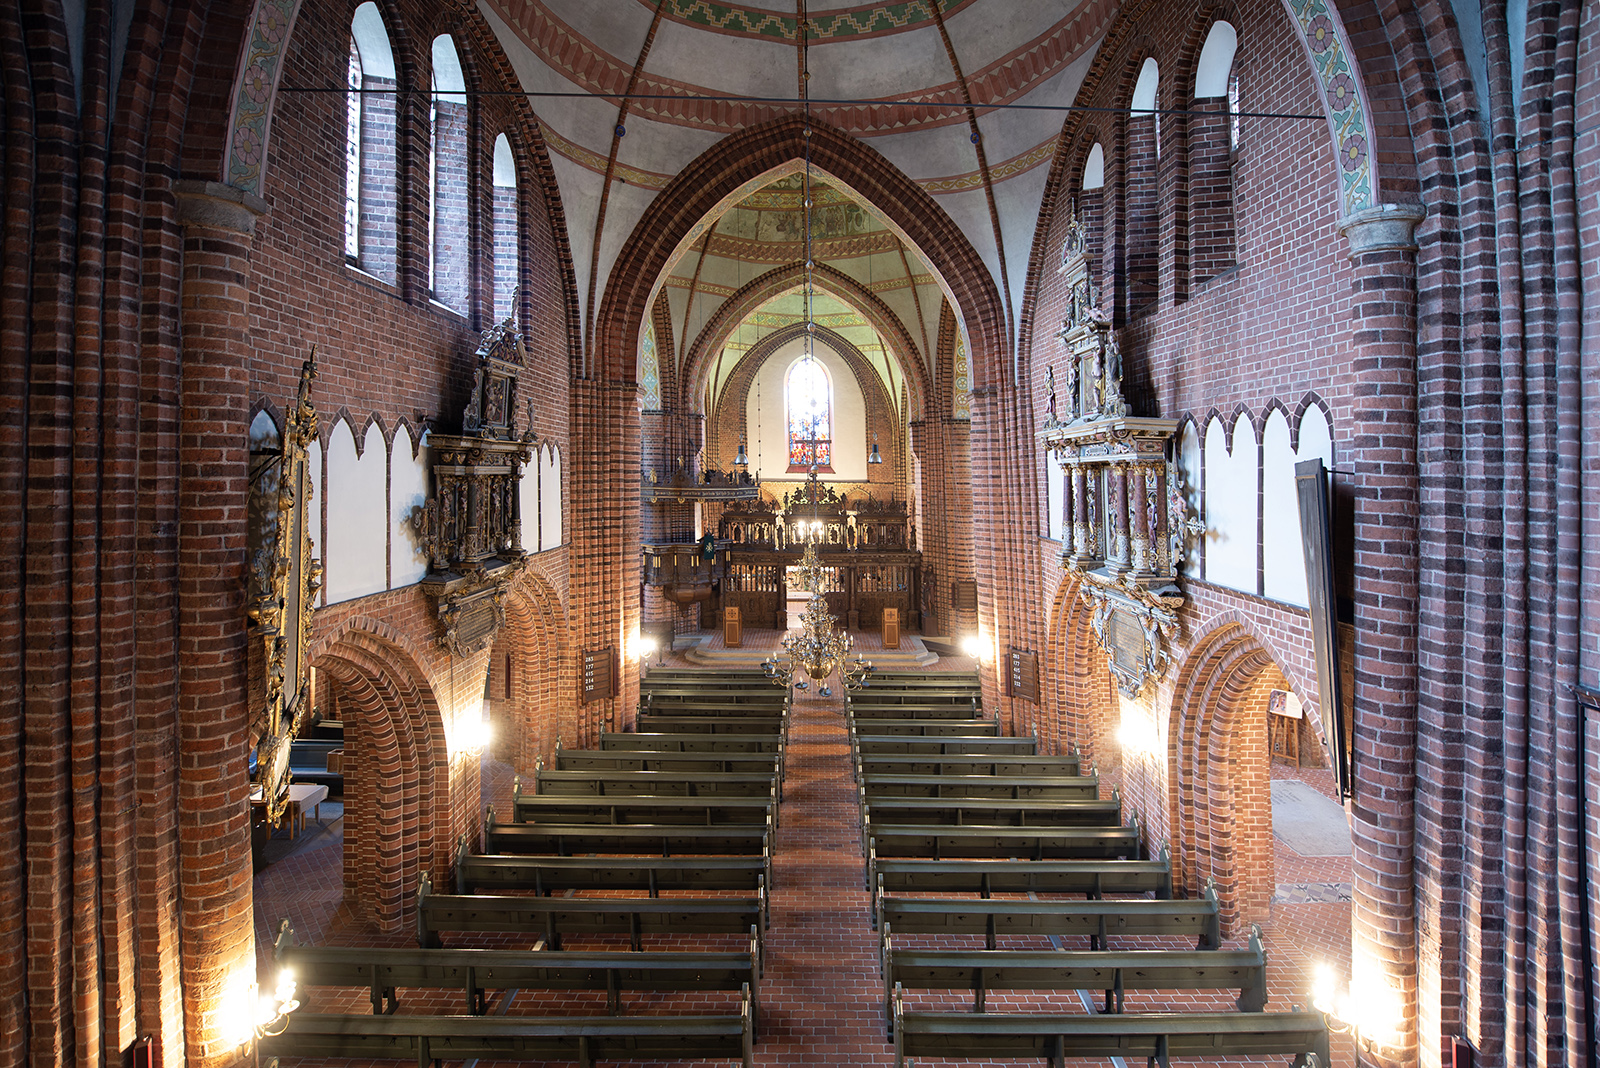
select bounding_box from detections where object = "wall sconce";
[868,433,884,464]
[256,969,301,1038]
[960,634,988,662]
[1118,720,1160,759]
[1311,961,1401,1053]
[639,636,660,667]
[453,710,491,757]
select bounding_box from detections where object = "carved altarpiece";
[414,321,535,657]
[1040,210,1196,697]
[248,356,323,824]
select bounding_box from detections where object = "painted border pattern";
[638,0,982,42]
[224,0,303,196]
[951,329,971,421]
[639,317,662,410]
[1280,0,1376,214]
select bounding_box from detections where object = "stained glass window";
[786,357,831,470]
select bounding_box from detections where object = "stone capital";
[172,179,269,236]
[1336,202,1427,259]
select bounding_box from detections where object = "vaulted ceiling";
[480,0,1114,365]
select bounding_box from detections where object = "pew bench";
[868,849,1174,920]
[531,768,781,800]
[843,702,983,721]
[599,732,784,755]
[876,881,1221,951]
[864,817,1141,866]
[275,918,761,1021]
[882,923,1268,1025]
[847,718,999,738]
[417,875,766,955]
[261,990,755,1067]
[634,713,788,736]
[641,686,790,706]
[861,773,1099,801]
[891,988,1328,1068]
[860,794,1124,831]
[849,690,984,709]
[453,836,770,902]
[852,734,1038,757]
[510,793,777,828]
[551,746,781,777]
[484,811,771,858]
[855,670,980,689]
[854,753,1082,778]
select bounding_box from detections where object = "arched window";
[1125,58,1161,314]
[492,133,518,323]
[347,3,397,282]
[430,34,469,313]
[786,357,832,472]
[1192,21,1239,285]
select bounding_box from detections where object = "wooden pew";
[852,734,1037,757]
[484,809,771,858]
[868,848,1174,922]
[275,918,761,1020]
[262,988,755,1067]
[533,767,781,800]
[599,731,783,755]
[452,837,770,909]
[854,752,1081,778]
[635,712,788,736]
[640,685,789,707]
[860,794,1123,829]
[551,744,780,777]
[863,815,1142,867]
[635,700,791,718]
[882,923,1268,1024]
[642,668,772,684]
[875,880,1221,951]
[843,701,982,721]
[856,670,980,689]
[510,793,776,828]
[417,874,766,954]
[848,718,999,738]
[861,772,1099,801]
[891,987,1330,1068]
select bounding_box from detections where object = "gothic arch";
[1166,617,1304,936]
[1043,575,1116,764]
[595,116,1007,386]
[308,617,450,932]
[491,568,572,772]
[679,260,929,421]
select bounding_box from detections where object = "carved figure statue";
[1045,365,1057,423]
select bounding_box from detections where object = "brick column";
[1337,201,1426,1068]
[172,180,267,1068]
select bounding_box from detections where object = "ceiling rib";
[582,1,668,368]
[896,239,932,369]
[928,0,1015,347]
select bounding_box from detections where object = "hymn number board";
[1005,647,1040,702]
[581,646,618,704]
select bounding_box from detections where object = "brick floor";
[253,643,1355,1066]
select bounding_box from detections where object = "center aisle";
[754,683,896,1065]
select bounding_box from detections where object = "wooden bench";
[533,767,781,800]
[848,718,999,738]
[882,923,1268,1024]
[599,731,784,755]
[843,701,983,720]
[261,991,755,1067]
[417,874,766,954]
[511,793,777,828]
[852,734,1037,757]
[641,686,790,706]
[876,880,1221,950]
[275,918,761,1020]
[551,745,781,776]
[860,794,1124,829]
[891,988,1329,1068]
[484,809,771,858]
[635,700,791,718]
[868,849,1174,920]
[864,816,1143,866]
[856,670,979,688]
[861,773,1099,801]
[453,835,769,899]
[854,752,1082,777]
[635,713,788,736]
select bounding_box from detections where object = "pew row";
[634,713,788,736]
[532,767,782,801]
[861,773,1099,801]
[416,875,766,955]
[852,734,1037,757]
[551,745,780,777]
[510,792,777,828]
[847,719,1000,738]
[863,816,1142,868]
[261,989,755,1068]
[484,809,771,858]
[868,849,1174,922]
[452,837,771,909]
[274,918,761,1021]
[854,753,1082,778]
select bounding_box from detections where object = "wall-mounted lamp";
[868,434,884,464]
[1311,961,1401,1053]
[639,636,662,667]
[253,969,301,1040]
[960,634,989,662]
[734,434,749,468]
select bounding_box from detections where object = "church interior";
[3,1,1597,1066]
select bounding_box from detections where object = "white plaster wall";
[1176,422,1203,572]
[307,439,323,604]
[1046,457,1064,541]
[390,424,430,587]
[520,445,541,551]
[1261,409,1303,605]
[540,446,562,551]
[324,420,387,604]
[1202,413,1258,594]
[743,338,867,483]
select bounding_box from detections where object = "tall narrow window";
[1125,58,1161,314]
[345,46,362,259]
[348,3,397,283]
[492,133,518,323]
[786,358,832,471]
[1228,71,1242,149]
[1192,21,1239,285]
[430,34,469,313]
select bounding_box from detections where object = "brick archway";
[1166,620,1296,936]
[594,116,1007,387]
[1042,576,1116,763]
[310,621,450,933]
[490,570,572,774]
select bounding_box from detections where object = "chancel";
[3,2,1593,1068]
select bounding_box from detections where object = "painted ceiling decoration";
[479,0,1110,359]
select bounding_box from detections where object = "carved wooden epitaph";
[1040,208,1195,697]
